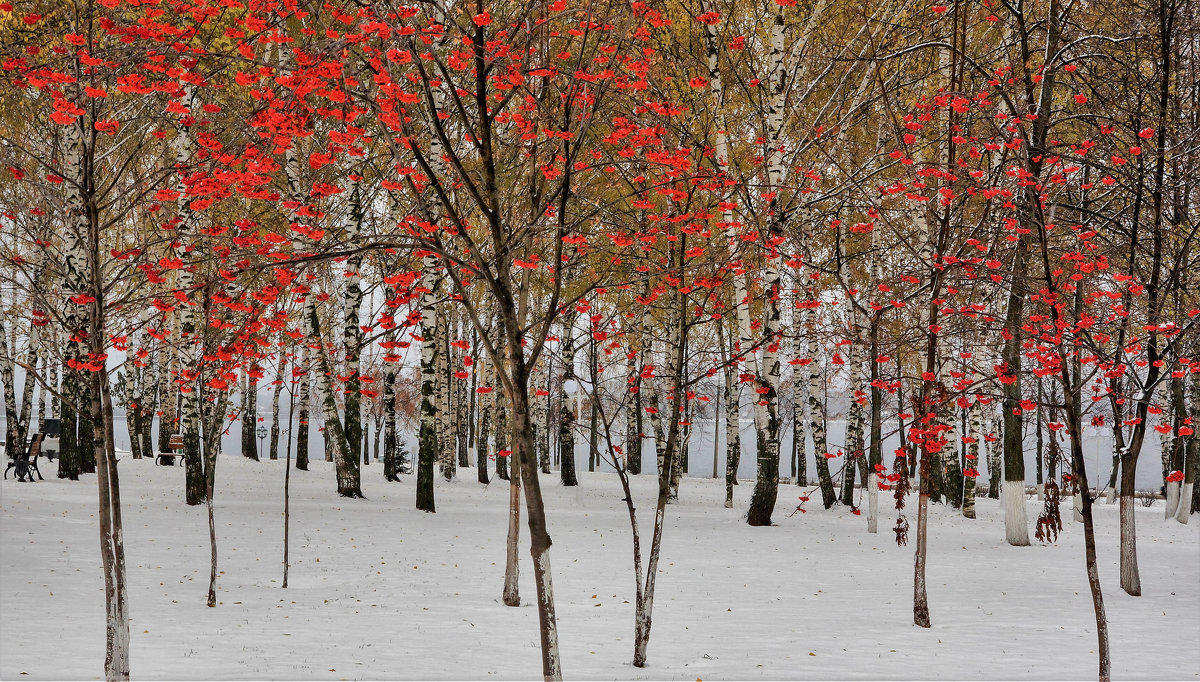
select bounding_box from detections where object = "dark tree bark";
[295,360,310,471]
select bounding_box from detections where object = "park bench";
[4,433,44,482]
[156,434,184,466]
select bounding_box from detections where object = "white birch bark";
[167,82,208,502]
[269,354,286,460]
[1178,370,1199,523]
[341,173,366,476]
[842,299,864,505]
[938,335,960,506]
[807,305,833,506]
[281,103,357,496]
[0,326,17,455]
[700,0,757,449]
[963,393,982,519]
[437,305,454,480]
[792,289,808,487]
[418,0,451,494]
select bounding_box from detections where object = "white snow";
[1,456,1197,680]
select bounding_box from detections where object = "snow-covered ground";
[1,456,1197,680]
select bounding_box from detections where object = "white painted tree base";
[1175,483,1192,524]
[866,473,878,534]
[1003,481,1030,546]
[1164,481,1180,519]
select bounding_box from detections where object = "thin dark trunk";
[295,364,310,471]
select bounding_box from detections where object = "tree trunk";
[1179,369,1199,522]
[963,393,982,519]
[867,319,883,532]
[559,317,578,487]
[506,353,562,680]
[242,370,260,461]
[416,260,440,510]
[1,326,22,463]
[383,362,399,482]
[503,401,521,606]
[494,328,510,482]
[937,338,962,508]
[841,304,864,507]
[477,374,491,484]
[295,347,310,471]
[794,319,808,487]
[438,305,454,481]
[745,0,788,527]
[79,398,96,474]
[1165,377,1186,517]
[269,355,286,461]
[588,333,599,474]
[625,340,643,477]
[629,263,687,668]
[986,407,1001,499]
[75,142,131,677]
[167,82,206,502]
[138,352,153,463]
[806,307,835,508]
[93,364,130,680]
[628,308,646,477]
[725,356,740,508]
[342,176,365,476]
[280,105,358,496]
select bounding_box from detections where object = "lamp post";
[257,424,268,456]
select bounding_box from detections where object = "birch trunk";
[1165,377,1186,517]
[477,352,491,485]
[169,82,206,504]
[625,335,643,477]
[631,274,687,668]
[701,0,755,468]
[341,175,365,477]
[559,316,578,486]
[938,337,962,508]
[841,302,864,507]
[270,355,286,461]
[963,393,982,519]
[0,327,18,461]
[127,346,143,460]
[745,0,807,527]
[57,114,91,482]
[438,304,454,481]
[867,320,883,533]
[1178,368,1200,523]
[793,300,809,486]
[416,262,440,509]
[535,360,551,474]
[278,75,358,496]
[242,371,259,460]
[720,320,741,508]
[76,134,131,677]
[383,358,399,482]
[986,407,1002,499]
[295,346,310,471]
[806,308,835,508]
[138,351,153,462]
[588,334,600,475]
[720,337,740,501]
[495,361,510,482]
[17,280,45,450]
